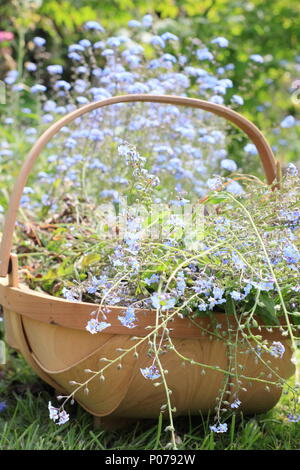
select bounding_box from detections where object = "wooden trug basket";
[0,95,295,424]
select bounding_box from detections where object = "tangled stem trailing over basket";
[18,143,300,448]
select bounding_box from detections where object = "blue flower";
[106,37,122,48]
[221,159,237,172]
[86,319,111,334]
[287,413,300,423]
[208,296,226,309]
[217,79,234,90]
[68,52,82,61]
[100,189,120,203]
[55,106,67,115]
[55,80,71,91]
[64,138,77,149]
[232,253,246,270]
[244,143,258,155]
[283,244,300,264]
[0,402,7,413]
[258,281,274,291]
[118,307,137,329]
[230,290,244,301]
[102,49,115,57]
[43,100,57,112]
[31,84,47,93]
[76,65,88,74]
[207,177,222,190]
[4,118,15,126]
[212,287,224,300]
[25,62,37,72]
[41,114,53,123]
[79,39,92,48]
[57,409,69,425]
[231,95,244,106]
[161,53,177,63]
[193,278,213,295]
[210,422,228,433]
[87,275,108,294]
[9,89,24,99]
[47,64,63,75]
[209,95,224,104]
[151,36,165,48]
[250,54,264,63]
[279,209,300,227]
[124,231,141,252]
[176,271,186,295]
[211,37,229,47]
[23,187,34,195]
[41,194,50,206]
[287,163,298,176]
[198,302,208,311]
[74,79,87,93]
[68,44,84,53]
[161,32,178,41]
[93,41,104,50]
[244,284,252,296]
[48,402,69,425]
[230,399,241,409]
[214,84,227,95]
[226,181,244,195]
[62,288,79,302]
[128,20,142,28]
[33,36,46,47]
[170,198,190,207]
[196,48,214,61]
[142,14,153,28]
[151,293,176,311]
[280,115,295,128]
[144,274,160,286]
[269,341,285,359]
[140,365,161,380]
[84,21,105,32]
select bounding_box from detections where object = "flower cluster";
[48,402,69,425]
[269,341,285,359]
[210,422,228,433]
[140,365,161,380]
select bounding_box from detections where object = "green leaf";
[80,253,101,268]
[42,269,57,281]
[207,195,229,204]
[255,293,279,325]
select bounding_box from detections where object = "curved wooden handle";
[0,94,277,277]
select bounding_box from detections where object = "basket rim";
[0,275,287,340]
